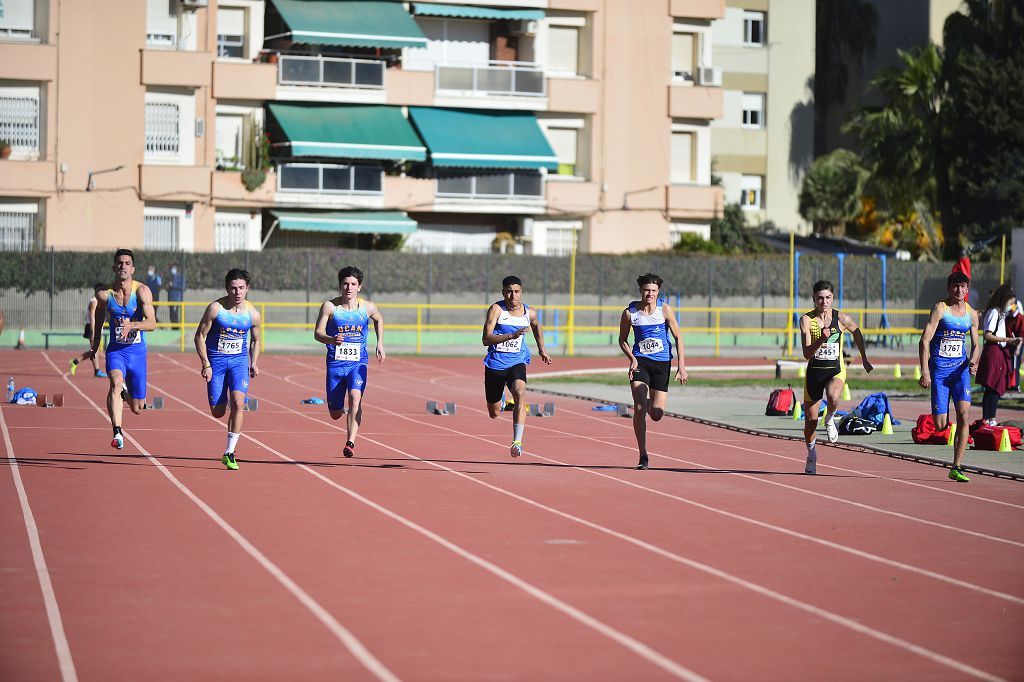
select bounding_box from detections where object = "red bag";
[911,414,952,445]
[766,387,795,416]
[970,423,1021,450]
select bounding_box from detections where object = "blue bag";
[853,392,900,427]
[12,387,37,405]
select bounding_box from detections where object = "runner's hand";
[627,358,638,380]
[675,367,688,384]
[862,358,873,373]
[539,350,552,365]
[919,372,931,388]
[118,317,133,342]
[201,365,213,382]
[969,358,979,377]
[249,364,259,378]
[333,333,346,344]
[376,344,386,363]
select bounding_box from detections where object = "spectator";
[167,264,185,327]
[145,265,163,322]
[976,284,1021,425]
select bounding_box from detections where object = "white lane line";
[255,362,1008,681]
[40,355,401,682]
[151,356,708,682]
[0,406,79,682]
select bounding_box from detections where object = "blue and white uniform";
[105,281,148,400]
[484,301,532,371]
[325,300,370,410]
[929,301,974,415]
[206,300,255,406]
[629,299,673,362]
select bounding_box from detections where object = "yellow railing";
[150,301,927,357]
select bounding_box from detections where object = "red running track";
[1,349,1023,681]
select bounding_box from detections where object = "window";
[278,163,383,194]
[215,114,244,168]
[0,86,40,156]
[743,11,765,46]
[740,175,763,210]
[144,213,179,250]
[436,171,543,199]
[0,202,37,251]
[670,222,710,244]
[147,0,178,48]
[146,101,180,156]
[215,213,251,252]
[670,132,694,184]
[671,32,696,81]
[545,127,577,176]
[0,0,36,40]
[404,224,497,254]
[742,92,765,128]
[216,7,246,59]
[548,26,579,75]
[545,223,580,256]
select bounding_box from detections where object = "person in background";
[167,264,184,328]
[145,265,163,323]
[70,283,107,377]
[976,284,1020,425]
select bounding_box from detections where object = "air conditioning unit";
[697,66,722,87]
[180,0,208,9]
[512,19,539,36]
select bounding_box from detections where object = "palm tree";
[798,149,869,236]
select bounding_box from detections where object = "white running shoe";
[111,433,124,450]
[510,441,523,458]
[825,415,839,444]
[805,449,817,475]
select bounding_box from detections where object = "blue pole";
[877,254,890,346]
[552,308,560,347]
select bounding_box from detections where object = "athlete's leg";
[823,375,844,443]
[649,389,668,421]
[346,388,363,444]
[931,374,952,431]
[948,367,973,482]
[631,381,650,463]
[802,378,823,474]
[106,369,125,430]
[327,365,347,421]
[208,360,229,418]
[123,350,147,415]
[485,368,506,418]
[227,389,246,438]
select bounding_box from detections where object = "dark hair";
[502,275,522,289]
[948,271,970,287]
[637,273,663,289]
[338,266,364,285]
[984,283,1015,313]
[225,268,250,288]
[813,280,834,294]
[114,248,134,263]
[93,282,105,293]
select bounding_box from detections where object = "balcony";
[432,170,546,213]
[212,169,277,208]
[141,50,212,88]
[0,160,54,195]
[436,60,545,98]
[278,54,385,89]
[666,184,724,221]
[670,0,725,20]
[140,164,212,201]
[275,162,388,208]
[0,42,57,81]
[546,180,600,212]
[548,77,600,113]
[212,61,277,100]
[669,84,723,120]
[384,175,435,208]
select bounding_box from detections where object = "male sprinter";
[313,266,384,458]
[799,280,873,474]
[82,249,157,449]
[482,275,552,458]
[194,269,261,471]
[919,271,980,482]
[70,283,107,377]
[618,273,687,470]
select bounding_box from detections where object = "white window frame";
[671,120,711,185]
[538,115,585,180]
[216,6,247,60]
[145,90,195,165]
[0,84,41,159]
[144,204,194,251]
[0,200,39,252]
[671,31,697,82]
[215,211,261,252]
[740,174,763,210]
[0,0,38,41]
[743,11,766,46]
[741,92,765,129]
[670,131,695,184]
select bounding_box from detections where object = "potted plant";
[0,138,11,160]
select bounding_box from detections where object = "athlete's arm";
[662,302,687,384]
[194,302,219,381]
[839,312,873,373]
[618,309,638,378]
[528,307,552,365]
[123,284,158,339]
[86,291,108,358]
[313,301,337,345]
[918,304,943,388]
[367,301,385,363]
[249,308,261,378]
[981,308,1020,345]
[482,303,526,346]
[969,308,981,376]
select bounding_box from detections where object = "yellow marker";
[880,413,894,435]
[913,365,922,380]
[793,401,802,420]
[947,422,956,447]
[841,383,851,401]
[999,428,1012,452]
[893,363,902,379]
[798,365,806,378]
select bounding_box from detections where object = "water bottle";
[6,377,14,403]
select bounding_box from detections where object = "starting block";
[143,397,164,410]
[426,400,456,415]
[35,393,64,408]
[528,402,556,417]
[616,403,632,418]
[244,398,259,412]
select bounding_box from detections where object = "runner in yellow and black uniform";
[799,280,873,474]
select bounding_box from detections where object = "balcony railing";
[278,54,385,89]
[277,163,384,194]
[436,171,544,200]
[436,60,545,97]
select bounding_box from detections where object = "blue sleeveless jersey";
[929,302,972,372]
[629,299,673,362]
[106,281,145,351]
[326,300,369,365]
[484,301,531,370]
[206,301,255,358]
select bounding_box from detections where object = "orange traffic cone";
[14,328,25,350]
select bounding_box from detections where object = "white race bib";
[494,335,524,353]
[814,343,840,360]
[938,337,964,358]
[333,342,361,362]
[114,326,141,345]
[217,337,244,355]
[638,338,664,355]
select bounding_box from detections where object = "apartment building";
[0,0,724,255]
[710,0,815,233]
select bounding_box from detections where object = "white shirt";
[983,307,1008,347]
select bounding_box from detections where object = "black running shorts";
[484,363,528,404]
[632,358,671,392]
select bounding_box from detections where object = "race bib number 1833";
[333,342,361,362]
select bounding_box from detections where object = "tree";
[798,149,869,236]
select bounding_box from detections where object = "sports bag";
[853,392,900,427]
[766,387,795,416]
[839,414,876,435]
[969,421,1021,450]
[911,414,951,445]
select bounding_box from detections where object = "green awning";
[268,0,428,49]
[411,3,544,20]
[272,211,417,234]
[267,103,427,161]
[409,107,558,170]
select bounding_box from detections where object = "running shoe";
[637,454,649,470]
[343,441,355,458]
[222,452,239,471]
[804,450,817,475]
[510,441,523,458]
[948,466,970,483]
[120,387,130,403]
[95,369,107,378]
[111,433,124,450]
[825,415,839,444]
[69,359,79,376]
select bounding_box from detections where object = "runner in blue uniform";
[313,266,384,458]
[482,275,552,458]
[919,271,980,482]
[194,268,262,471]
[82,249,157,450]
[618,273,687,470]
